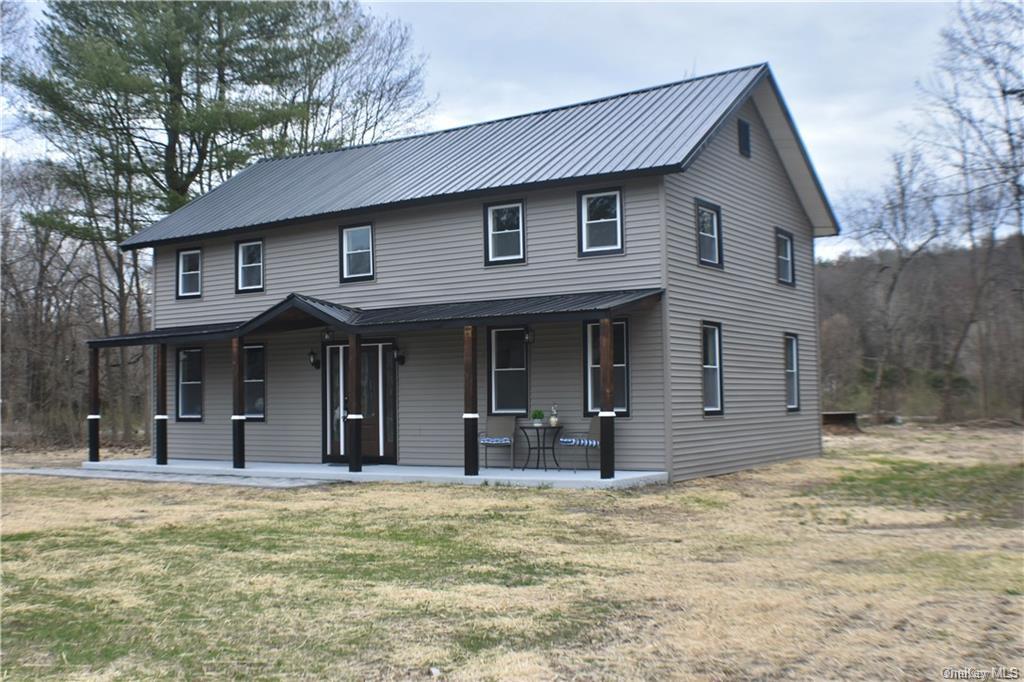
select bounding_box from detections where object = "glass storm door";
[324,342,396,464]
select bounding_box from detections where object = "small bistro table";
[518,424,563,471]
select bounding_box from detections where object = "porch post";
[463,325,479,476]
[346,334,362,472]
[155,343,168,465]
[599,316,615,479]
[87,345,100,462]
[231,337,246,469]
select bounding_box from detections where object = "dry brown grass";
[2,426,1022,680]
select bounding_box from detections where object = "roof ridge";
[258,63,768,165]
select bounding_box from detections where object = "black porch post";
[155,344,168,465]
[232,337,246,469]
[87,345,100,462]
[346,334,363,472]
[463,325,479,476]
[599,317,615,479]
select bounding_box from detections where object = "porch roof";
[88,288,663,347]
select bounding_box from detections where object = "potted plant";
[530,409,545,427]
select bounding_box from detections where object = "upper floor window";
[784,334,800,411]
[776,228,795,285]
[177,248,201,298]
[340,224,374,282]
[738,119,751,158]
[244,344,267,420]
[489,327,528,415]
[578,189,623,256]
[696,200,723,267]
[236,239,264,293]
[702,322,723,415]
[177,348,203,421]
[584,320,629,415]
[484,202,525,265]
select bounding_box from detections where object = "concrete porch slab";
[82,458,667,489]
[2,467,326,488]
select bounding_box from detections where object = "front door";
[324,342,397,464]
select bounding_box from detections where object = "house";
[85,63,838,485]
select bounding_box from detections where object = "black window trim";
[175,247,202,300]
[235,238,265,294]
[581,318,631,418]
[486,325,529,416]
[784,332,800,412]
[338,223,376,283]
[738,118,752,158]
[577,187,624,257]
[175,346,203,422]
[701,321,724,416]
[483,200,527,266]
[243,342,267,422]
[775,227,796,287]
[695,198,724,269]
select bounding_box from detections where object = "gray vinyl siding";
[664,97,822,480]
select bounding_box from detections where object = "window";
[177,249,201,298]
[177,348,203,420]
[244,344,266,420]
[738,119,751,157]
[236,240,264,292]
[696,200,723,267]
[489,327,528,414]
[341,224,374,282]
[484,202,525,265]
[578,189,623,256]
[776,228,795,285]
[701,322,723,415]
[784,334,800,411]
[584,320,629,415]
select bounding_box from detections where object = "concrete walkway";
[1,467,329,488]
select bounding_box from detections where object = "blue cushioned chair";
[558,417,601,469]
[479,416,516,469]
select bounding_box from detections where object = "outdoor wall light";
[308,350,320,370]
[321,329,333,343]
[392,347,406,366]
[524,328,534,344]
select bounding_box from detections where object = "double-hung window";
[340,224,374,282]
[584,320,629,415]
[490,327,528,415]
[177,248,201,298]
[578,189,623,256]
[701,322,723,415]
[236,239,264,292]
[244,344,266,420]
[776,229,795,285]
[484,202,525,265]
[738,119,752,158]
[696,200,723,267]
[177,348,203,421]
[784,334,800,411]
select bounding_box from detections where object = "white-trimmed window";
[696,200,722,266]
[579,190,622,255]
[236,240,264,292]
[784,334,800,411]
[485,202,524,265]
[585,320,629,415]
[177,348,203,420]
[776,229,795,285]
[244,344,266,420]
[702,322,723,415]
[341,225,374,281]
[490,327,528,415]
[177,249,201,298]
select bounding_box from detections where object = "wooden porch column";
[463,325,479,476]
[154,344,168,465]
[231,337,246,469]
[346,334,362,472]
[87,345,100,462]
[599,317,615,479]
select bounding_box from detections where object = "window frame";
[176,347,204,422]
[701,321,724,416]
[784,333,800,412]
[487,326,529,416]
[235,238,264,293]
[775,228,796,286]
[738,118,752,158]
[243,343,267,421]
[483,200,526,266]
[176,247,202,299]
[695,199,724,268]
[339,223,375,283]
[582,319,630,417]
[577,188,624,257]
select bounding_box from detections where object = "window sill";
[235,287,264,295]
[698,260,724,270]
[339,275,375,284]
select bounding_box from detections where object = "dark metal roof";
[121,65,770,249]
[88,289,663,346]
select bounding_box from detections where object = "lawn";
[2,426,1022,680]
